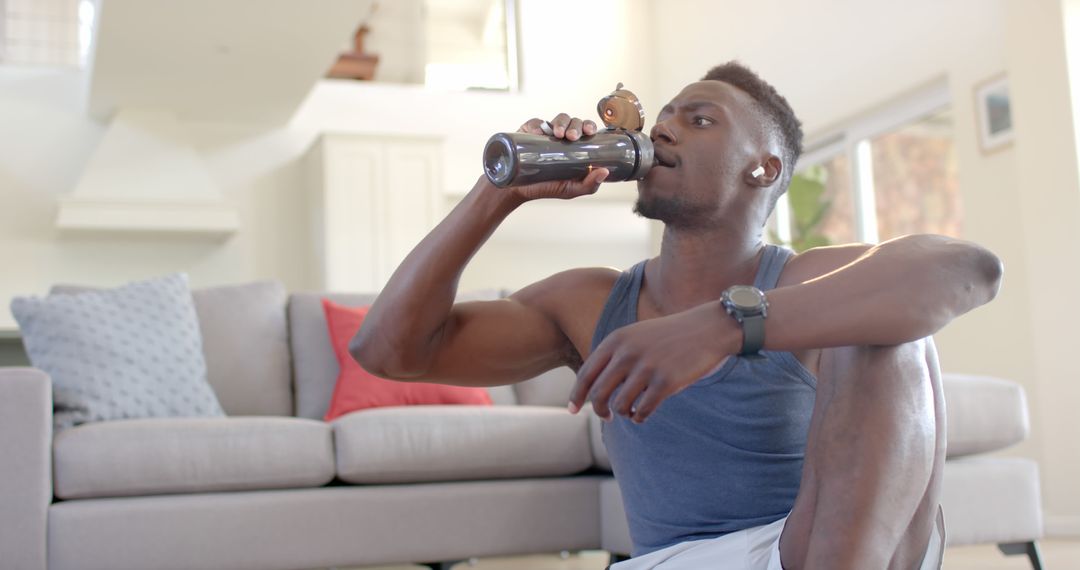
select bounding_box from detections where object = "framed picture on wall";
[975,73,1014,154]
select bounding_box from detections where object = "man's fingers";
[631,385,670,423]
[566,117,584,141]
[579,168,610,194]
[518,118,545,134]
[543,169,606,201]
[587,358,629,420]
[610,368,650,417]
[518,115,593,139]
[569,348,611,413]
[554,168,608,200]
[551,113,571,137]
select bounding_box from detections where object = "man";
[350,61,1003,569]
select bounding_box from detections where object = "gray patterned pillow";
[10,273,225,431]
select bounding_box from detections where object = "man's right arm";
[349,114,609,387]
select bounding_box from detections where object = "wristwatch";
[720,285,769,356]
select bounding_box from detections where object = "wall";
[0,0,658,330]
[647,0,1080,534]
[1009,0,1080,534]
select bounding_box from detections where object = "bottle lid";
[597,83,646,131]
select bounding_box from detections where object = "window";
[329,0,520,92]
[866,109,962,240]
[424,0,518,91]
[0,0,95,68]
[774,81,961,249]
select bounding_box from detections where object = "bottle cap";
[596,82,646,131]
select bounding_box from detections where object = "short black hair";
[702,61,803,196]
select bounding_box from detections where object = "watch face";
[728,287,763,309]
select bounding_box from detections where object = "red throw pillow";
[321,298,492,421]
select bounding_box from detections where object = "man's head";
[634,61,803,230]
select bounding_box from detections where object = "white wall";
[0,0,658,329]
[1008,0,1080,534]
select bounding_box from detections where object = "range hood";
[57,109,238,235]
[57,0,377,235]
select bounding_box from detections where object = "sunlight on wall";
[1062,0,1080,174]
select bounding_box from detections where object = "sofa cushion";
[514,366,578,407]
[53,417,334,499]
[321,299,492,421]
[943,373,1029,458]
[941,456,1043,545]
[186,281,292,416]
[50,280,293,417]
[332,405,592,484]
[14,273,224,431]
[289,291,515,420]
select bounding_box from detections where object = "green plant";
[769,166,833,252]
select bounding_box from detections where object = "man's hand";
[500,113,610,202]
[568,302,741,423]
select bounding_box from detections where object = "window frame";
[422,0,522,92]
[0,0,6,63]
[781,78,953,244]
[504,0,521,92]
[0,0,94,68]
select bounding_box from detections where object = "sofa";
[0,281,1044,570]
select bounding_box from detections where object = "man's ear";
[746,155,783,188]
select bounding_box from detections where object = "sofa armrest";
[943,373,1029,458]
[0,367,52,570]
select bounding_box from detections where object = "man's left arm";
[764,233,1002,351]
[569,234,1002,422]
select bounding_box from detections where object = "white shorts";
[610,509,945,570]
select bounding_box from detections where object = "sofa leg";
[419,561,465,570]
[998,541,1044,570]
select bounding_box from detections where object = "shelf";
[56,197,239,235]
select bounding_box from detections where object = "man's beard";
[633,194,710,229]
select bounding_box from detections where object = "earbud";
[751,166,765,178]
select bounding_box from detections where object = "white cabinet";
[306,133,442,292]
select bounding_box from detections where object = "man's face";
[635,80,767,228]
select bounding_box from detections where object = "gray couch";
[0,281,1044,570]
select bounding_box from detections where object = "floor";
[348,540,1080,569]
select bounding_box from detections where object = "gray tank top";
[592,244,817,557]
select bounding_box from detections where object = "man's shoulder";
[511,266,625,311]
[550,266,627,289]
[777,243,872,287]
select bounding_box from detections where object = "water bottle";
[481,83,655,188]
[482,130,654,188]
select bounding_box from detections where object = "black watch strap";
[740,313,765,355]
